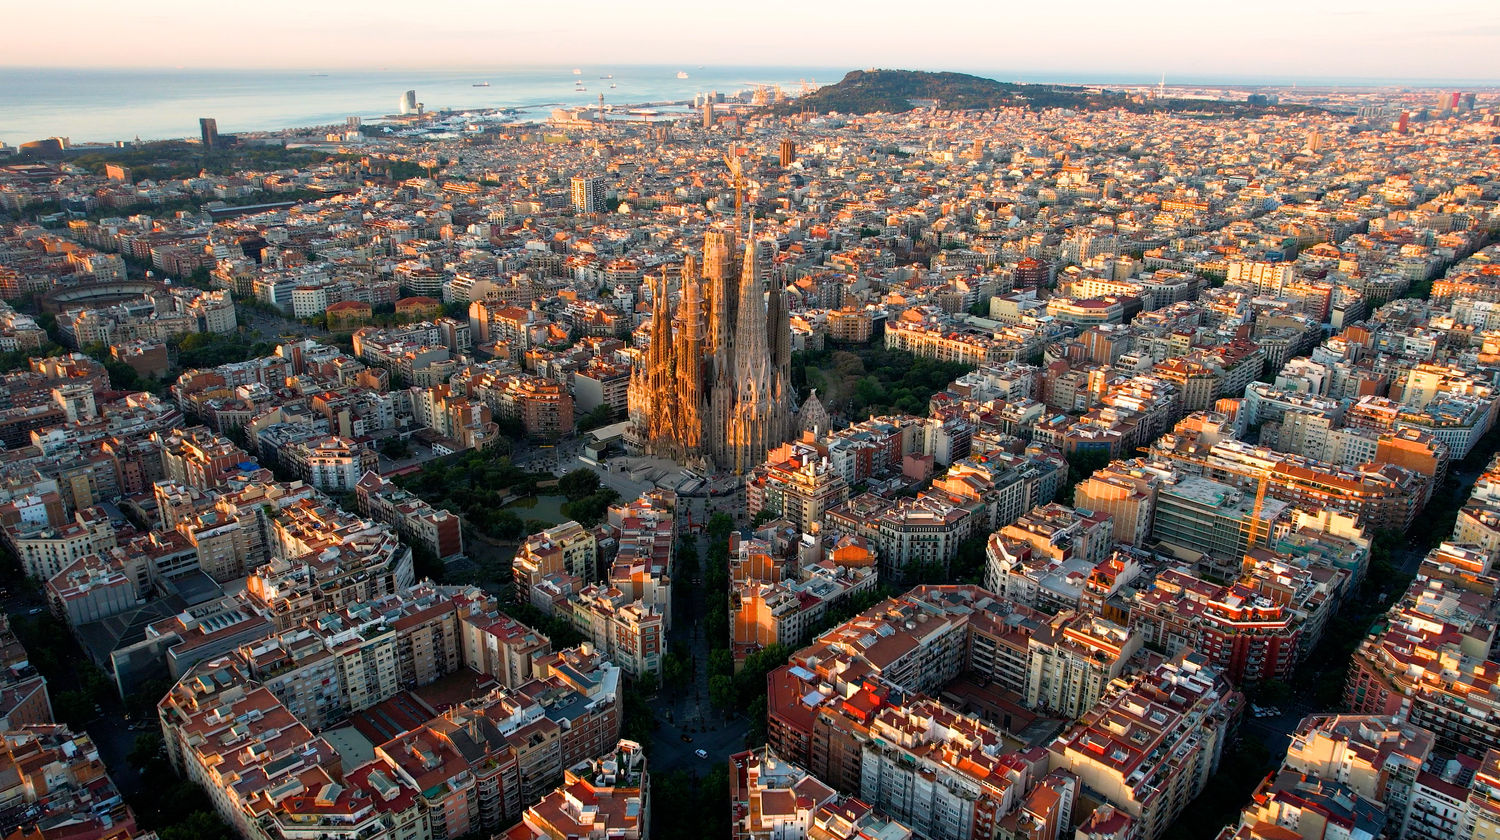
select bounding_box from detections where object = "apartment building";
[1048,654,1238,840]
[1149,476,1290,569]
[731,530,878,666]
[0,724,138,840]
[503,740,647,840]
[355,470,465,560]
[0,615,53,730]
[1345,558,1500,759]
[158,666,342,839]
[1025,611,1141,718]
[7,505,118,581]
[1130,568,1302,686]
[45,550,140,626]
[745,439,851,533]
[930,448,1067,533]
[513,520,598,593]
[563,585,664,679]
[825,491,980,584]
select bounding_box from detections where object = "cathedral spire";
[643,266,678,455]
[726,235,781,474]
[674,255,705,462]
[631,232,792,476]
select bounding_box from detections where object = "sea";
[3,64,1495,147]
[0,65,846,146]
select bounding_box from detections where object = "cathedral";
[628,229,797,474]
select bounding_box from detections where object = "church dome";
[799,388,831,439]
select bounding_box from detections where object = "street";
[648,526,749,774]
[1,584,149,798]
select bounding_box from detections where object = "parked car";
[695,749,708,759]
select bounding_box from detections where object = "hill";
[770,69,1322,117]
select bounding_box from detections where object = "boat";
[473,82,490,87]
[676,71,689,79]
[609,83,617,88]
[572,68,582,75]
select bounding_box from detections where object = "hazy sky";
[9,0,1499,81]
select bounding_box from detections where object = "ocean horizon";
[4,64,1498,147]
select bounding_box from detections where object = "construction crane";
[723,145,747,238]
[1140,445,1274,561]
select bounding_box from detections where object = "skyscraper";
[399,90,418,115]
[630,231,793,474]
[571,175,606,214]
[702,101,715,130]
[199,118,219,150]
[779,139,796,167]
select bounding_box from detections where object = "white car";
[695,749,708,759]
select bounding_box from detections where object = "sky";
[7,0,1499,82]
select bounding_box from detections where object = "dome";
[799,388,830,440]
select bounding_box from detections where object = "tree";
[1255,679,1292,706]
[634,671,659,697]
[1062,448,1112,503]
[490,510,524,540]
[53,690,94,728]
[380,437,412,459]
[620,682,655,749]
[558,467,602,501]
[734,643,790,708]
[708,674,736,709]
[129,733,163,770]
[560,489,619,527]
[674,538,699,581]
[745,694,769,747]
[952,533,988,585]
[662,650,693,691]
[707,513,735,543]
[158,811,235,840]
[577,403,615,432]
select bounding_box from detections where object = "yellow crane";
[723,145,747,237]
[1141,445,1274,553]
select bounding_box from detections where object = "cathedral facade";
[628,231,795,474]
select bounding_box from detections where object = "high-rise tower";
[571,175,606,215]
